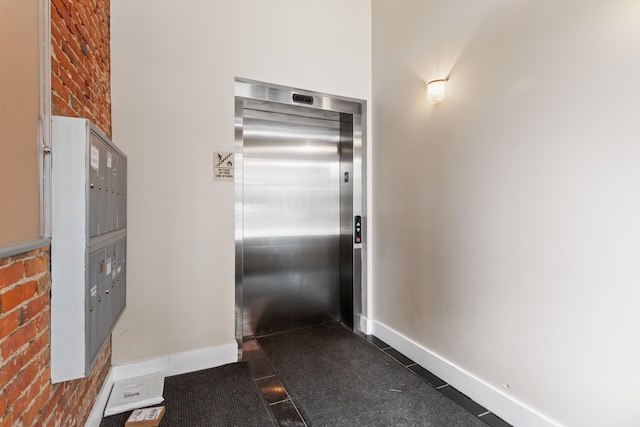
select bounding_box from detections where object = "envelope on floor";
[125,406,165,427]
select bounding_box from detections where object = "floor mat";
[258,323,487,427]
[99,362,277,427]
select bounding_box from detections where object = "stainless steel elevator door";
[242,109,342,338]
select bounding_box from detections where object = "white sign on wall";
[214,151,234,182]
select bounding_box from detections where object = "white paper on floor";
[104,372,165,416]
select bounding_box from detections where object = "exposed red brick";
[11,387,35,421]
[51,76,71,102]
[58,381,75,410]
[0,409,14,427]
[60,38,79,67]
[23,255,48,278]
[50,14,62,40]
[0,262,24,290]
[51,0,72,28]
[34,309,50,333]
[21,293,49,325]
[0,353,22,386]
[51,0,111,137]
[3,356,39,405]
[0,281,36,315]
[23,385,51,426]
[23,330,49,362]
[0,394,7,419]
[41,383,64,423]
[0,310,19,339]
[36,274,51,294]
[41,365,51,387]
[53,94,74,117]
[1,319,37,360]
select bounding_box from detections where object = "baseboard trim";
[356,314,373,335]
[371,320,559,427]
[85,342,237,427]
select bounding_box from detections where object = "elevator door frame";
[234,78,366,347]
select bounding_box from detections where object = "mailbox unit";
[51,116,127,383]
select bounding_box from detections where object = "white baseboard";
[85,342,237,427]
[357,314,373,335]
[87,324,559,427]
[371,320,559,427]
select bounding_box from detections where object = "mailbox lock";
[105,289,109,294]
[90,305,93,312]
[98,296,101,302]
[90,182,94,188]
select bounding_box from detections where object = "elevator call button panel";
[355,216,362,244]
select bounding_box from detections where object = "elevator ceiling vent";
[292,94,314,105]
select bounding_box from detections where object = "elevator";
[235,79,365,344]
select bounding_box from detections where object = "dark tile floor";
[241,339,307,426]
[241,331,512,427]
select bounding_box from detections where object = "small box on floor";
[125,406,165,427]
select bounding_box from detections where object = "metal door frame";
[234,78,366,347]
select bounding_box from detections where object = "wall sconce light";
[426,79,448,104]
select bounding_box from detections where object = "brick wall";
[0,0,113,425]
[51,0,112,138]
[0,248,50,426]
[0,249,111,426]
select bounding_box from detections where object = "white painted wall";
[372,1,640,426]
[110,0,371,363]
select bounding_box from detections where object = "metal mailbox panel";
[52,116,128,382]
[88,133,104,238]
[104,147,113,233]
[110,153,119,231]
[88,132,127,236]
[99,139,111,234]
[118,156,127,229]
[115,239,127,317]
[96,251,108,349]
[86,249,103,366]
[104,244,117,333]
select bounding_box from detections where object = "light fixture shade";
[426,79,447,104]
